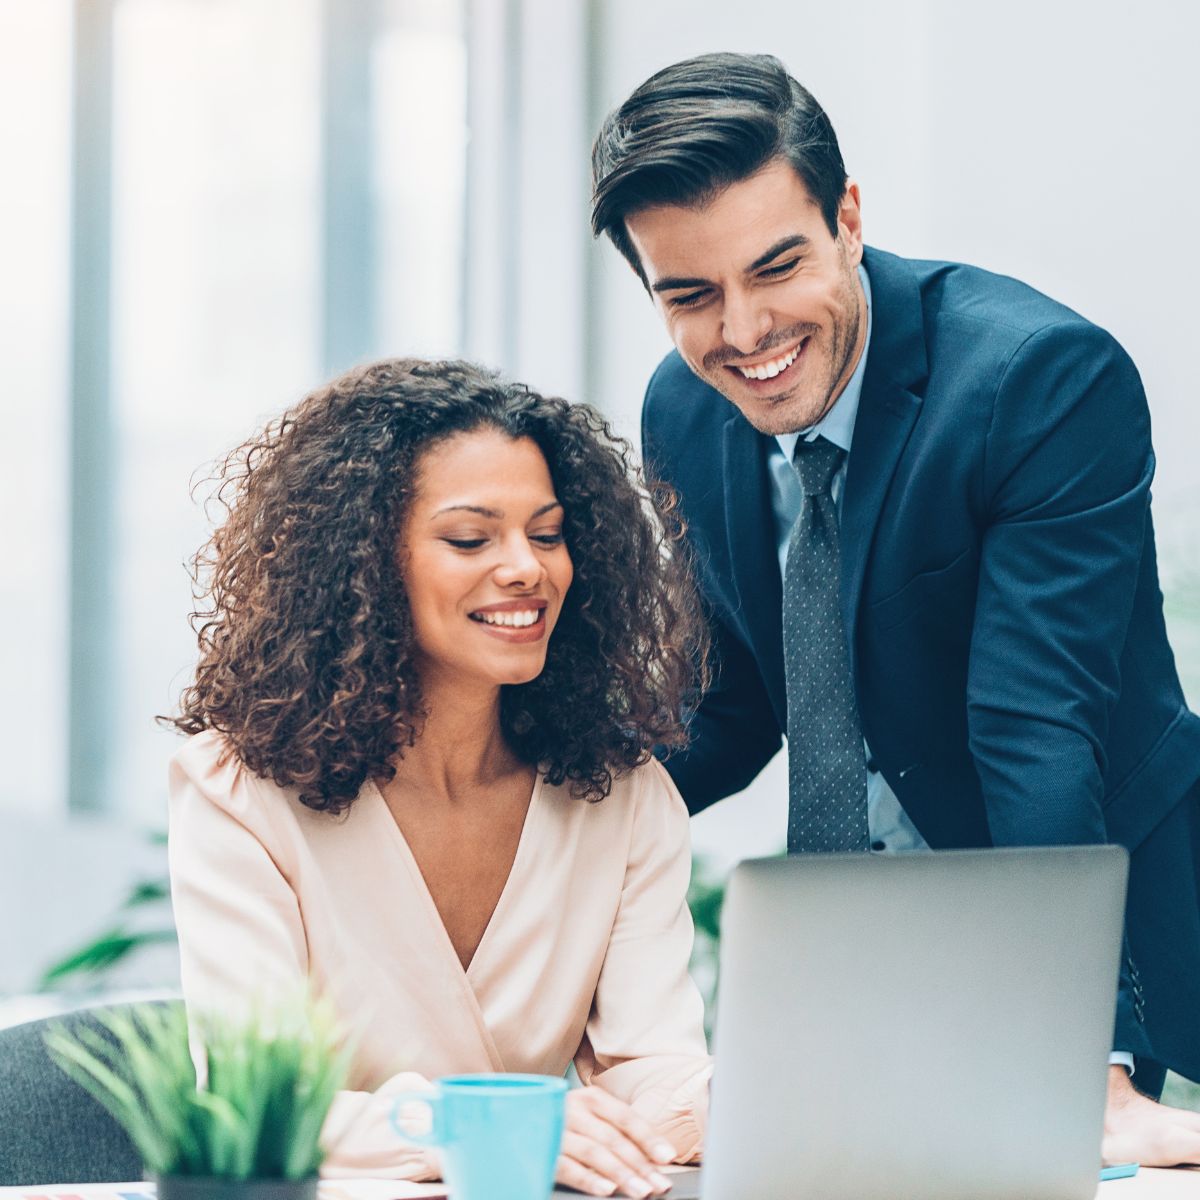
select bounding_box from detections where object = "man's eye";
[669,290,709,309]
[759,259,799,278]
[444,537,486,550]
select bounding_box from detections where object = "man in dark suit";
[591,52,1200,1164]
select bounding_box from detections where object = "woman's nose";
[493,536,545,587]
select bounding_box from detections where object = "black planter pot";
[155,1175,319,1200]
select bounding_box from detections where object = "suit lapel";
[840,249,929,680]
[715,249,929,718]
[723,415,787,721]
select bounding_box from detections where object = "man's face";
[624,158,867,436]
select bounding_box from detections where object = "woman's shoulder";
[608,755,687,810]
[624,756,690,839]
[168,728,286,823]
[171,726,234,769]
[547,756,689,839]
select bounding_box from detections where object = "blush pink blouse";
[167,731,712,1179]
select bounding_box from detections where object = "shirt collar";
[774,262,872,462]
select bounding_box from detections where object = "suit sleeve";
[967,322,1151,843]
[658,608,782,813]
[965,323,1154,1058]
[641,366,782,814]
[574,761,712,1162]
[167,737,441,1180]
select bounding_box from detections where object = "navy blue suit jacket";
[643,246,1200,1080]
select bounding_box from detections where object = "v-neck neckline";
[367,769,545,982]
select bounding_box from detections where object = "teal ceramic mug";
[390,1073,567,1200]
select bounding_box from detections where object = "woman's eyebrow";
[431,504,501,520]
[430,500,563,520]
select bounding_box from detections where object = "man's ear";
[838,180,863,265]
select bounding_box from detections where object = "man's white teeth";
[737,343,801,380]
[474,610,540,627]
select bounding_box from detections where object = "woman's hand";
[555,1086,678,1196]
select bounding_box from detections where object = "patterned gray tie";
[784,436,870,853]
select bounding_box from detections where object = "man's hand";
[1104,1065,1200,1167]
[555,1086,677,1196]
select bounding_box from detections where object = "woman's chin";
[498,662,548,687]
[470,653,550,690]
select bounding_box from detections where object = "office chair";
[0,1002,178,1185]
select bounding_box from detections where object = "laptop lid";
[702,846,1128,1200]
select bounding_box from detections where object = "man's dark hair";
[591,52,848,285]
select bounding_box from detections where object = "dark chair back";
[0,1002,179,1186]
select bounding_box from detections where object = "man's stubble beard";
[728,262,864,437]
[820,262,863,423]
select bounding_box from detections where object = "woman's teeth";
[472,610,541,627]
[736,342,802,380]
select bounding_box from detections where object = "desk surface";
[1107,1168,1200,1197]
[1,1169,1198,1199]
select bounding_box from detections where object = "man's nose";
[721,291,772,355]
[494,536,545,587]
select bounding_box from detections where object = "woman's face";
[400,428,574,693]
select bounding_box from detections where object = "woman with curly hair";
[166,358,712,1196]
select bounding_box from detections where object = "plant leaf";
[38,928,179,989]
[46,996,349,1180]
[122,879,171,908]
[45,1024,171,1173]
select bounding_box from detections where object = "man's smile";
[722,337,811,394]
[730,339,805,381]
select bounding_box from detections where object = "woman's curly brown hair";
[168,357,709,813]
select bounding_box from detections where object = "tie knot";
[792,436,844,496]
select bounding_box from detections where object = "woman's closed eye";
[441,530,564,552]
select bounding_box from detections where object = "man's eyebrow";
[430,501,563,521]
[650,274,711,295]
[649,235,811,293]
[747,235,810,272]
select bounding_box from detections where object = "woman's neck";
[393,673,523,804]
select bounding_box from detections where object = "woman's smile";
[468,599,550,642]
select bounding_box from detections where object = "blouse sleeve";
[167,734,440,1180]
[573,759,713,1163]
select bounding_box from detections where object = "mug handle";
[389,1089,444,1147]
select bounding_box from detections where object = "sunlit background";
[3,0,1199,1011]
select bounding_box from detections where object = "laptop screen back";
[703,846,1127,1200]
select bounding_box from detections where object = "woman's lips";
[468,606,549,643]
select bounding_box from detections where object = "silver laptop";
[693,846,1128,1200]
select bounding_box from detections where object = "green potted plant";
[45,999,351,1200]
